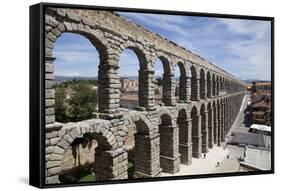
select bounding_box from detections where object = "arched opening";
[222,77,225,92]
[124,117,156,178]
[207,102,213,148]
[213,101,217,144]
[220,76,223,93]
[200,69,206,99]
[159,113,178,173]
[191,106,201,158]
[200,104,208,153]
[225,79,228,93]
[59,131,115,183]
[212,74,216,97]
[118,48,141,111]
[59,134,97,183]
[176,62,188,103]
[190,66,199,101]
[216,76,220,96]
[217,101,221,146]
[53,33,100,123]
[207,72,211,98]
[221,99,225,141]
[154,56,172,106]
[177,109,191,164]
[175,64,180,102]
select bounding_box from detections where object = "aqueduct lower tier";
[44,8,247,183]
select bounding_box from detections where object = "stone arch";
[45,9,119,115]
[220,76,223,92]
[225,79,228,93]
[191,105,201,158]
[158,110,180,173]
[216,75,220,96]
[127,113,161,178]
[207,71,211,98]
[222,77,225,92]
[217,100,222,146]
[47,123,123,182]
[200,68,206,99]
[207,102,214,148]
[221,98,226,141]
[200,103,208,153]
[212,100,218,144]
[212,73,216,97]
[177,108,191,164]
[118,44,150,109]
[153,53,174,106]
[119,42,149,70]
[190,65,199,101]
[176,61,189,103]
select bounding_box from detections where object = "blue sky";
[53,12,271,81]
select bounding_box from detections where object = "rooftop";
[240,146,271,171]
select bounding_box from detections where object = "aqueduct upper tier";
[44,7,247,184]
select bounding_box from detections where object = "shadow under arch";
[191,105,201,158]
[127,113,161,178]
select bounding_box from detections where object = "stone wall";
[44,7,247,184]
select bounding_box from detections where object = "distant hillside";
[54,76,97,83]
[243,79,271,83]
[54,75,139,83]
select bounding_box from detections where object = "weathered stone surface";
[46,160,61,168]
[67,12,81,22]
[47,167,61,176]
[45,89,55,99]
[43,7,246,184]
[46,175,59,184]
[53,146,64,155]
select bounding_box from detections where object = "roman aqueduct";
[44,7,246,183]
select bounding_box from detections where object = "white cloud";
[54,50,99,63]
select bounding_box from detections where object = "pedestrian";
[227,155,230,159]
[216,161,220,167]
[204,153,206,159]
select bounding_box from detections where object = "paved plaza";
[162,145,230,176]
[162,95,249,177]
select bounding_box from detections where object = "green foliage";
[59,170,96,183]
[54,79,98,123]
[127,159,135,179]
[68,83,97,122]
[55,87,68,122]
[78,173,96,182]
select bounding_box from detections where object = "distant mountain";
[54,76,97,83]
[55,75,140,83]
[243,79,271,83]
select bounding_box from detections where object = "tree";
[54,87,68,122]
[67,83,97,122]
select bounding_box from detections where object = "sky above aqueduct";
[53,11,271,81]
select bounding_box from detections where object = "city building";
[251,93,271,126]
[255,82,271,94]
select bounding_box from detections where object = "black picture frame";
[30,2,274,188]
